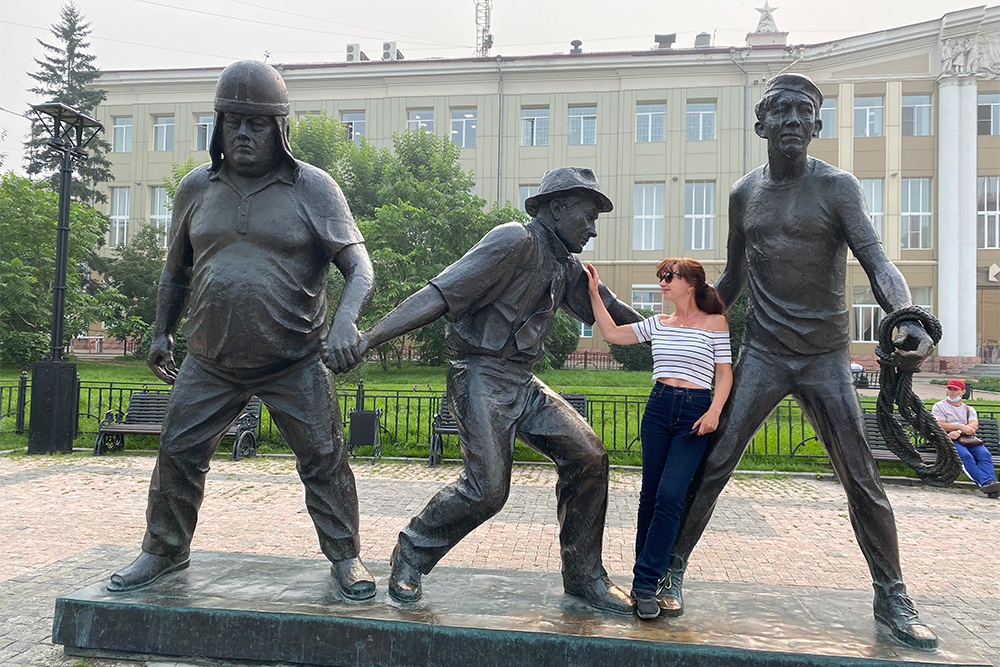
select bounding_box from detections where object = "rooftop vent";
[654,33,676,49]
[570,39,583,54]
[695,32,712,48]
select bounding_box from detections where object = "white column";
[957,76,979,358]
[936,77,961,356]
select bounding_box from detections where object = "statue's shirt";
[430,219,593,365]
[166,161,363,369]
[736,159,881,356]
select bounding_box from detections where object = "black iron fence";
[3,376,999,459]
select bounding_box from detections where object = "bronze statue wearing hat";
[660,74,939,648]
[107,60,378,600]
[331,167,643,613]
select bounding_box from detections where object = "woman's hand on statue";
[585,263,601,298]
[693,409,721,436]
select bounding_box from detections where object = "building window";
[342,112,365,145]
[979,94,1000,136]
[150,186,171,248]
[568,106,597,145]
[407,110,434,133]
[152,115,174,151]
[633,183,664,251]
[901,95,931,136]
[109,187,129,247]
[818,99,836,138]
[684,181,714,250]
[685,102,715,141]
[911,287,932,314]
[450,109,477,148]
[112,117,132,153]
[578,322,593,338]
[853,96,883,137]
[853,286,931,343]
[901,177,931,250]
[521,108,549,146]
[632,286,663,313]
[194,115,214,151]
[979,176,1000,249]
[636,103,665,143]
[852,287,882,343]
[519,185,539,211]
[861,178,884,241]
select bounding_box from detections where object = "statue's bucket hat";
[524,167,613,217]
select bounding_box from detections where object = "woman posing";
[586,258,733,620]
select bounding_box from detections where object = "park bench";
[429,395,457,468]
[559,393,589,420]
[93,392,262,460]
[347,408,384,461]
[428,392,590,468]
[864,412,1000,468]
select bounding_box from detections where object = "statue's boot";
[331,557,376,600]
[656,554,685,617]
[107,551,190,592]
[566,576,635,615]
[873,582,938,650]
[387,544,422,603]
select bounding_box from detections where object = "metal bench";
[864,412,1000,467]
[347,408,383,461]
[559,393,588,419]
[93,391,262,460]
[429,395,458,468]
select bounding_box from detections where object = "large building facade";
[93,6,1000,370]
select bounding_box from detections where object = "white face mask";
[946,394,963,404]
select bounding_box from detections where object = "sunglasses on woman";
[658,271,679,283]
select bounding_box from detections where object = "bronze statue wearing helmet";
[108,60,378,602]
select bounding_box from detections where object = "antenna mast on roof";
[475,0,494,57]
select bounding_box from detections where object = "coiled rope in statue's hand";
[875,306,961,487]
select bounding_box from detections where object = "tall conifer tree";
[24,2,112,204]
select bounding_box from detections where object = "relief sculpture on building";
[941,33,1000,78]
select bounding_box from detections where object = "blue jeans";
[956,442,997,487]
[632,383,711,596]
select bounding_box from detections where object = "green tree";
[162,157,208,206]
[0,172,111,367]
[90,226,165,342]
[289,118,528,370]
[537,311,581,371]
[24,2,112,203]
[289,113,392,219]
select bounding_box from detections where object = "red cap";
[946,379,966,391]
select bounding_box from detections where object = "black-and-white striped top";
[630,315,732,389]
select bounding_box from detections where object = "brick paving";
[1,453,997,666]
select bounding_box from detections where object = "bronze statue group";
[107,60,941,650]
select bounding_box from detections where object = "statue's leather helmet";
[209,60,297,175]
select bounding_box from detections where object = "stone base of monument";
[54,552,988,667]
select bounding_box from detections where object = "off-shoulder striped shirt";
[630,315,732,389]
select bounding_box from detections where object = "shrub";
[0,330,50,369]
[608,307,656,372]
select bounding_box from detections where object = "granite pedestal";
[53,552,989,667]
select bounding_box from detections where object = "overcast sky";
[0,0,982,174]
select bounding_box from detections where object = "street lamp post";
[26,102,103,455]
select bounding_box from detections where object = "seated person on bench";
[932,379,999,498]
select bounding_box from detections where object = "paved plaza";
[1,453,997,666]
